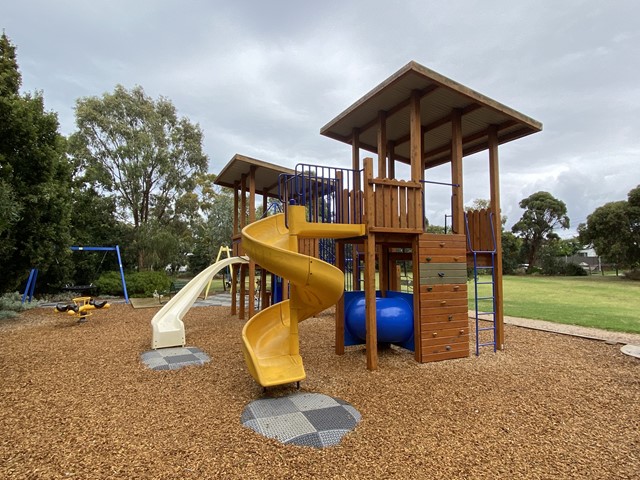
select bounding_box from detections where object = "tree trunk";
[138,249,145,271]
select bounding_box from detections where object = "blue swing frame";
[22,245,130,304]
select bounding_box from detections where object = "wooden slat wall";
[465,209,495,253]
[368,178,422,232]
[417,233,470,362]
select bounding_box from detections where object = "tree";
[501,231,523,274]
[69,85,208,269]
[0,32,73,293]
[465,198,507,226]
[579,185,640,271]
[189,190,234,273]
[512,191,569,272]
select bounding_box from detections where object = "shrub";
[95,271,123,296]
[540,256,587,276]
[95,271,171,297]
[0,292,40,319]
[563,263,589,276]
[623,268,640,281]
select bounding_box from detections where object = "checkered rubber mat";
[241,393,361,448]
[140,347,210,370]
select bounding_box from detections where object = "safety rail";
[278,163,364,226]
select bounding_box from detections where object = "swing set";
[21,245,130,304]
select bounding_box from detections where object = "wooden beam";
[230,263,238,316]
[248,167,257,317]
[351,128,360,171]
[240,174,247,230]
[409,91,422,183]
[412,235,421,361]
[488,126,505,350]
[423,120,518,166]
[409,91,424,229]
[377,110,387,178]
[380,245,389,296]
[354,85,439,138]
[395,103,482,147]
[335,241,345,355]
[388,141,395,178]
[451,109,464,234]
[232,181,239,237]
[365,232,377,370]
[363,157,378,370]
[239,263,246,320]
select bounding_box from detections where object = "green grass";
[469,275,640,334]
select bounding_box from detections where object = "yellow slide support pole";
[204,246,232,299]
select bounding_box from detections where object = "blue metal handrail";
[278,163,363,227]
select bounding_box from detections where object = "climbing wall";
[417,234,470,362]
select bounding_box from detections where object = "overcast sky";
[4,0,639,235]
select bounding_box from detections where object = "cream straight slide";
[151,256,248,349]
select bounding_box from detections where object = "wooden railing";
[363,157,423,232]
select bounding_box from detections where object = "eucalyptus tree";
[579,185,640,271]
[69,85,208,269]
[512,191,570,272]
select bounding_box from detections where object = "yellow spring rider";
[55,297,110,322]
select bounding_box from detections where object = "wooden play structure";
[216,61,541,371]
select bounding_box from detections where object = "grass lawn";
[469,275,640,334]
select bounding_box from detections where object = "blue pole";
[70,246,129,303]
[21,268,38,304]
[115,245,129,303]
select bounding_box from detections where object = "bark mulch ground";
[1,304,638,479]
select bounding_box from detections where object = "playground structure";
[214,61,541,386]
[150,61,541,388]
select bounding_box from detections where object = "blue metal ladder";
[464,212,497,355]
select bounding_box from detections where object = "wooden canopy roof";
[214,154,294,197]
[320,61,542,169]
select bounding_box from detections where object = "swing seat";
[63,283,96,293]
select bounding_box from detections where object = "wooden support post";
[410,91,424,229]
[451,109,464,234]
[239,263,246,320]
[363,157,378,370]
[365,233,377,370]
[230,263,238,316]
[352,127,360,171]
[388,141,395,179]
[240,175,247,230]
[238,174,247,320]
[335,240,345,355]
[232,178,240,317]
[352,127,362,288]
[380,245,389,296]
[248,167,256,319]
[488,126,505,350]
[233,181,239,237]
[261,191,269,308]
[412,235,422,361]
[410,91,422,183]
[377,110,387,179]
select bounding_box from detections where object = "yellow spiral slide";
[241,206,365,387]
